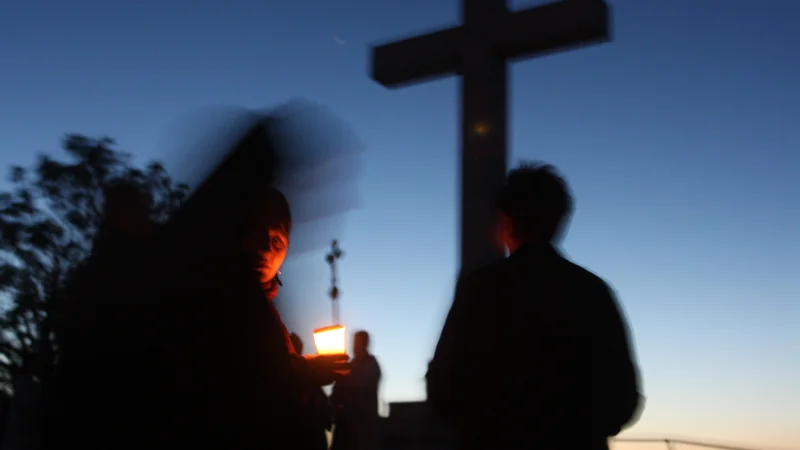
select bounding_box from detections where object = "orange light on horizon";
[313,324,346,355]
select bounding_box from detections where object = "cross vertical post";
[460,0,509,271]
[370,0,611,274]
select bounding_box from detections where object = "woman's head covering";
[168,116,273,226]
[252,187,292,237]
[161,100,361,255]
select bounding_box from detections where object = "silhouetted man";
[45,180,163,450]
[291,332,334,450]
[427,163,643,450]
[331,330,382,450]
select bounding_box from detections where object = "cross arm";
[371,26,466,88]
[495,0,610,62]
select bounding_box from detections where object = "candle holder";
[313,324,347,355]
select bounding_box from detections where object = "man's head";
[353,330,371,359]
[290,332,303,354]
[102,181,154,239]
[242,188,292,285]
[494,162,573,252]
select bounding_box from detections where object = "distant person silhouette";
[426,163,644,450]
[291,333,335,450]
[44,180,163,450]
[331,330,382,450]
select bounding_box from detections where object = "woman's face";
[256,227,289,284]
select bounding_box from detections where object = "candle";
[313,325,346,355]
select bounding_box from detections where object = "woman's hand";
[304,354,350,386]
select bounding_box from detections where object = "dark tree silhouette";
[0,134,188,394]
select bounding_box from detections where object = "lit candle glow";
[313,324,346,355]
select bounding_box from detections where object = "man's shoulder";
[457,262,503,291]
[513,248,614,296]
[558,257,612,292]
[457,251,615,297]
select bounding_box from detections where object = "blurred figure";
[0,390,10,445]
[44,180,163,450]
[291,333,335,450]
[100,180,156,240]
[426,163,644,450]
[331,330,382,450]
[156,118,348,450]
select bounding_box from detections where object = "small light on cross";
[473,122,490,136]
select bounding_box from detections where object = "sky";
[1,0,799,449]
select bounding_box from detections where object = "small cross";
[325,239,345,324]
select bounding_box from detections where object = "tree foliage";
[0,134,188,393]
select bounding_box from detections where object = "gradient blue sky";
[1,0,798,448]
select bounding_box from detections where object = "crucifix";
[371,0,611,273]
[325,239,344,324]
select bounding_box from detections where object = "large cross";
[371,0,611,273]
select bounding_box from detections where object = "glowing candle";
[313,325,346,355]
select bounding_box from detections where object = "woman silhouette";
[157,117,345,450]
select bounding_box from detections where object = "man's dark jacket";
[427,243,643,450]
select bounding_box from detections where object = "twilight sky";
[1,1,798,449]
